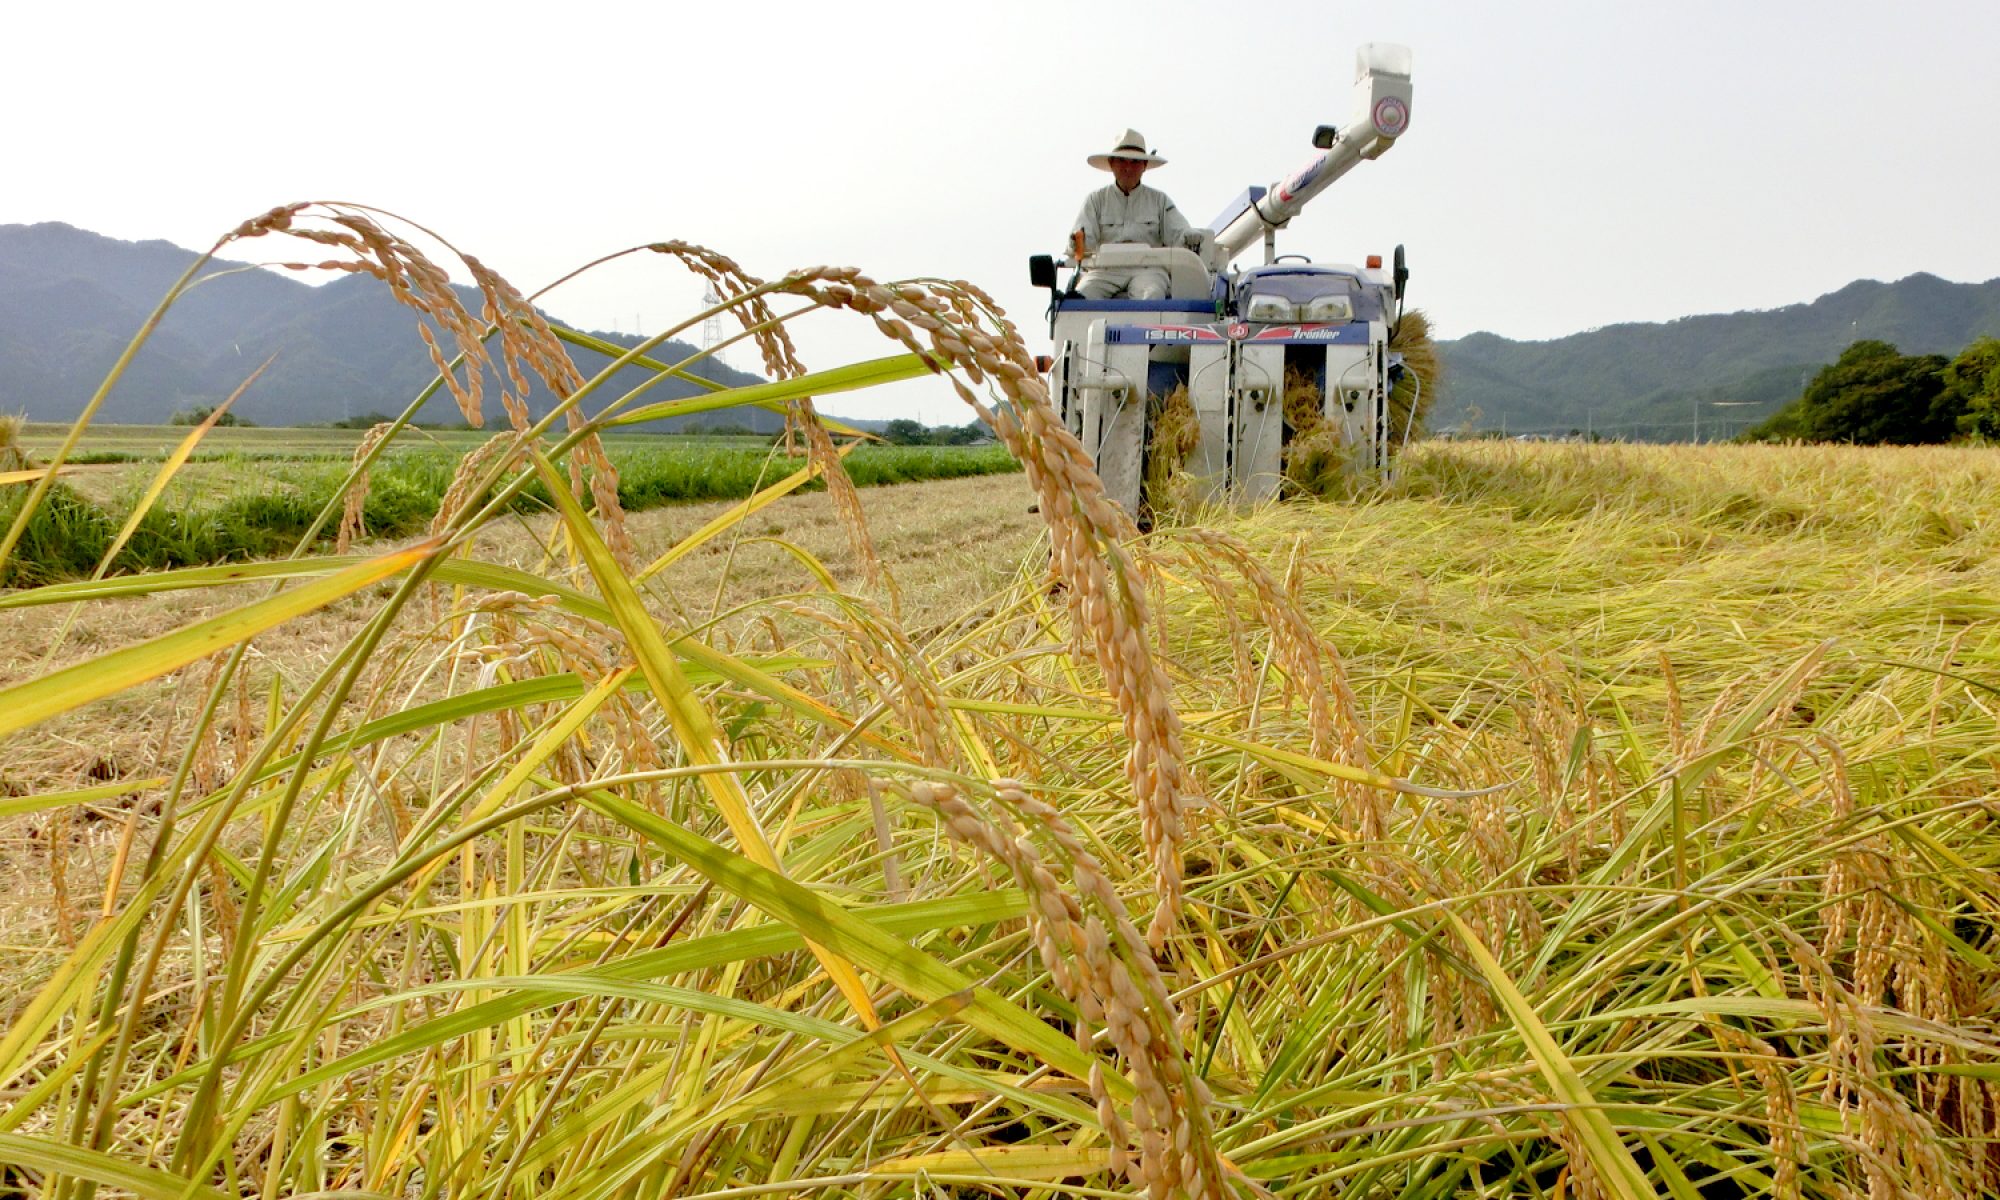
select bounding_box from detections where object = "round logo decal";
[1373,96,1409,137]
[1227,322,1250,340]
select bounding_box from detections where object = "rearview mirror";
[1028,255,1057,290]
[1311,124,1338,150]
[1392,244,1409,301]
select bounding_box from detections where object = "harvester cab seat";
[1080,242,1215,300]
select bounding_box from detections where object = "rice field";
[0,204,1996,1199]
[0,427,1017,583]
[10,424,779,462]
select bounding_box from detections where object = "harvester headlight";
[1244,293,1295,323]
[1302,294,1354,323]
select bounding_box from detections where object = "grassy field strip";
[0,437,1018,582]
[14,423,781,459]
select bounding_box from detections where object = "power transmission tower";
[702,285,727,370]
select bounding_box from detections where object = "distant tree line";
[878,419,989,446]
[661,419,991,445]
[324,411,482,431]
[168,406,499,431]
[168,406,253,427]
[1742,337,2000,445]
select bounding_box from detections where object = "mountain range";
[0,222,802,431]
[5,221,1999,440]
[1432,273,2000,439]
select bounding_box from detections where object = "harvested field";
[0,472,1041,794]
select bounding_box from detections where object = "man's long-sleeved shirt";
[1070,182,1190,253]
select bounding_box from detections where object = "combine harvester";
[1030,43,1419,519]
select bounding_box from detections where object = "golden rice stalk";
[276,212,499,427]
[773,591,954,770]
[1283,424,1348,497]
[1282,365,1324,433]
[0,412,29,472]
[786,279,1215,1200]
[645,242,889,600]
[1143,383,1200,522]
[569,427,637,574]
[335,422,395,554]
[1388,307,1440,449]
[429,432,523,535]
[465,251,585,429]
[801,398,892,606]
[259,204,586,432]
[45,805,74,947]
[1152,384,1200,464]
[1169,527,1363,766]
[905,778,1222,1200]
[792,272,1197,956]
[1175,548,1257,706]
[1281,367,1351,496]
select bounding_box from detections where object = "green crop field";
[15,422,777,461]
[1,425,1017,583]
[1,204,1995,1200]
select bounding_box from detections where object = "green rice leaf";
[604,353,934,431]
[584,792,1104,1090]
[0,540,440,737]
[0,1133,232,1200]
[1446,911,1660,1200]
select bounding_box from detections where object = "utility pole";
[1692,396,1700,444]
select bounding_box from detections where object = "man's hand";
[1181,230,1206,252]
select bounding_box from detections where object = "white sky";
[5,0,1998,422]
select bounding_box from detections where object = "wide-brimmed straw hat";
[1087,129,1167,171]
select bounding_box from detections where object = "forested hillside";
[1435,273,2000,439]
[0,222,780,429]
[10,222,1998,442]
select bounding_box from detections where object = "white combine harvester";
[1029,44,1417,520]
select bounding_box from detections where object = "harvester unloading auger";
[1030,43,1421,520]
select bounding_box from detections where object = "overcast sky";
[5,0,1997,422]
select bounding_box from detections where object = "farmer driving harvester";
[1068,129,1206,300]
[1031,45,1419,519]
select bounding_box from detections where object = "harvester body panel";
[1188,341,1233,501]
[1235,341,1287,503]
[1047,268,1400,517]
